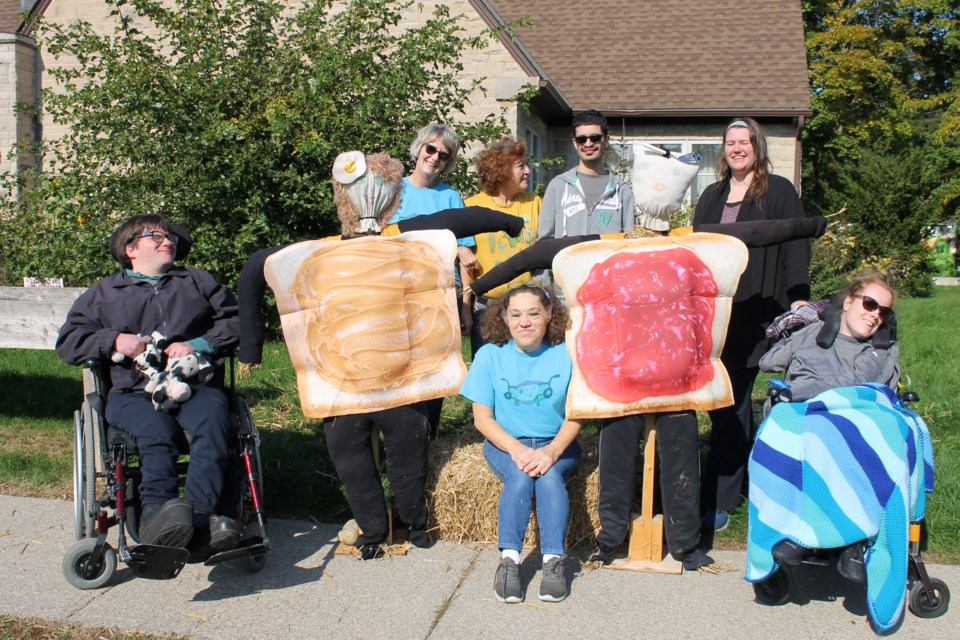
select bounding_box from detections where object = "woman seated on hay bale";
[459,284,582,604]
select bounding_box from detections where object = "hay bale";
[426,432,601,549]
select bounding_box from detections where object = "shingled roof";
[479,0,811,117]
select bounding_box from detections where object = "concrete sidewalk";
[1,494,956,639]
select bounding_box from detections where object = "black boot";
[837,542,866,583]
[359,543,385,560]
[771,539,814,565]
[209,515,242,551]
[586,541,614,565]
[139,498,194,548]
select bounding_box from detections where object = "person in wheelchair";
[759,268,899,402]
[746,269,940,631]
[754,268,901,580]
[56,214,241,554]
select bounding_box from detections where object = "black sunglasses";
[424,143,451,163]
[854,294,892,317]
[574,133,605,145]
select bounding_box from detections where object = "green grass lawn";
[1,287,957,560]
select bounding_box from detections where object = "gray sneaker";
[539,556,568,602]
[494,557,522,603]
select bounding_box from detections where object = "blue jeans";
[483,437,581,556]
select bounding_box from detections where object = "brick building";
[3,0,811,203]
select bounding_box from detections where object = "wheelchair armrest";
[899,390,920,406]
[767,378,793,404]
[81,358,111,414]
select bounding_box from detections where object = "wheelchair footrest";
[204,541,270,567]
[127,544,189,580]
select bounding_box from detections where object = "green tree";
[813,124,960,296]
[802,1,960,295]
[0,0,518,286]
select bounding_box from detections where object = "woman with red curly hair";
[464,137,542,358]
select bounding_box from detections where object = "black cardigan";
[693,174,812,369]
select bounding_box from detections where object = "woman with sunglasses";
[388,123,470,254]
[752,269,904,590]
[694,117,812,532]
[387,123,478,436]
[759,269,899,401]
[760,270,900,400]
[460,284,581,604]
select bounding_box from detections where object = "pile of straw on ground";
[426,432,601,549]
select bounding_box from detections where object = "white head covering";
[332,151,401,234]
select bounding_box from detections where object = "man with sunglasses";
[57,214,241,555]
[537,110,635,239]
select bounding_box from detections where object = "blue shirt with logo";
[460,340,571,438]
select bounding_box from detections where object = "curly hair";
[111,214,171,269]
[846,268,899,308]
[716,116,773,201]
[480,284,569,347]
[473,137,527,195]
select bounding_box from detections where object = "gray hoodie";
[537,167,636,238]
[759,320,900,401]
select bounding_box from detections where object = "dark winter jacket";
[693,174,811,369]
[56,267,239,391]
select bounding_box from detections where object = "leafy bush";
[808,131,959,297]
[929,236,957,277]
[0,0,520,287]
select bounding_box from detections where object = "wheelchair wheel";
[241,550,267,573]
[909,577,950,618]
[754,566,792,606]
[72,407,96,540]
[62,538,117,590]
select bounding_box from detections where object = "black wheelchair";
[753,379,950,624]
[63,358,269,589]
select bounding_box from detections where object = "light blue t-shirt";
[460,340,571,438]
[388,177,474,248]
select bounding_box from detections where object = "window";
[608,141,635,183]
[525,128,542,192]
[691,143,721,203]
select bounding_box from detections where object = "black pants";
[595,412,702,558]
[325,405,431,545]
[701,366,760,514]
[105,386,232,515]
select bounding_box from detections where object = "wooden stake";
[606,414,682,574]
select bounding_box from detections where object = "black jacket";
[693,174,811,369]
[56,267,239,391]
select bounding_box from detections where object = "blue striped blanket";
[746,383,934,632]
